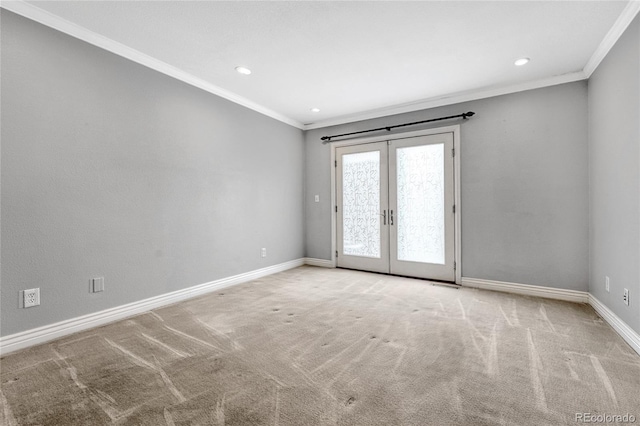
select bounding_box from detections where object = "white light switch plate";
[92,277,104,293]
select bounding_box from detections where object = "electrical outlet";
[605,276,610,293]
[314,195,320,202]
[23,288,40,308]
[623,288,629,306]
[261,248,267,258]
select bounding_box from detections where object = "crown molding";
[303,71,587,130]
[583,0,640,77]
[0,0,305,130]
[3,0,633,132]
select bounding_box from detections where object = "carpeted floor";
[1,266,639,425]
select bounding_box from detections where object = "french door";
[336,133,455,281]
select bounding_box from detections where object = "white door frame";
[330,124,462,284]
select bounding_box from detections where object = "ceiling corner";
[583,0,640,77]
[1,0,305,130]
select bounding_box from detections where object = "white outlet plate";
[261,248,267,258]
[605,276,610,293]
[314,195,320,202]
[23,288,40,308]
[623,288,629,306]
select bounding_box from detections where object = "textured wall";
[1,11,304,336]
[305,82,589,291]
[588,15,640,334]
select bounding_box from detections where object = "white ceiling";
[8,1,637,129]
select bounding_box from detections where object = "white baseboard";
[461,276,640,356]
[304,258,334,268]
[461,277,590,303]
[589,294,640,356]
[0,258,305,356]
[4,266,638,358]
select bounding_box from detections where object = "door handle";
[381,210,387,225]
[390,210,394,225]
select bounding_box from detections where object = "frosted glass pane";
[397,144,445,264]
[342,151,380,258]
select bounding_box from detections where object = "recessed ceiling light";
[310,108,320,113]
[514,58,530,66]
[235,66,252,75]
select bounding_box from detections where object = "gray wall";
[306,82,589,291]
[588,15,640,334]
[1,11,304,337]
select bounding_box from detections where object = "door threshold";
[336,267,460,287]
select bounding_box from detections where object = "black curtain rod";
[321,111,475,143]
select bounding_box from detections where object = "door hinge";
[335,205,338,213]
[452,148,455,157]
[335,250,338,258]
[453,204,456,214]
[454,261,457,270]
[334,160,337,167]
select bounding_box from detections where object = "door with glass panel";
[388,134,455,281]
[336,133,455,282]
[336,142,390,273]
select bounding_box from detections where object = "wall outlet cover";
[23,288,40,308]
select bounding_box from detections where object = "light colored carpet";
[1,266,639,425]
